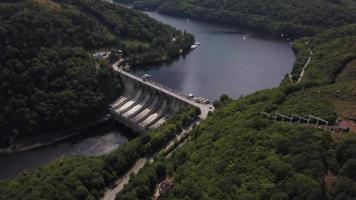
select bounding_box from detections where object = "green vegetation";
[277,80,356,122]
[123,40,150,48]
[116,0,356,84]
[71,0,194,65]
[109,11,356,197]
[336,60,356,83]
[117,159,169,200]
[0,0,194,146]
[115,0,356,37]
[1,0,356,199]
[0,106,199,200]
[118,79,356,199]
[292,25,356,84]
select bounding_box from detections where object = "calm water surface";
[0,10,295,180]
[0,126,128,179]
[133,12,295,100]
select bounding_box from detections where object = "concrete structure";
[260,112,329,130]
[110,63,212,133]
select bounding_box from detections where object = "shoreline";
[0,116,114,154]
[115,1,302,39]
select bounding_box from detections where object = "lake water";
[133,12,295,101]
[0,9,295,180]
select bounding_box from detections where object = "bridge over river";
[110,62,213,133]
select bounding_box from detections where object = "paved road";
[101,63,213,200]
[112,62,213,118]
[101,115,208,200]
[101,158,147,200]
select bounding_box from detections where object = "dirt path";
[297,49,313,83]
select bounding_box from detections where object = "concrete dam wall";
[109,71,190,133]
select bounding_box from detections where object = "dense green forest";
[0,106,200,200]
[105,2,356,197]
[116,75,356,200]
[291,24,356,83]
[1,0,356,199]
[0,0,194,146]
[115,0,356,37]
[117,91,356,200]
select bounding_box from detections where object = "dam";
[110,64,211,133]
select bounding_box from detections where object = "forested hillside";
[116,54,356,200]
[118,82,356,199]
[291,24,356,83]
[0,107,200,200]
[1,0,356,200]
[104,1,356,200]
[115,0,356,37]
[0,0,193,146]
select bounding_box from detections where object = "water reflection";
[133,12,295,101]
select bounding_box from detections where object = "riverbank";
[0,116,114,154]
[102,105,211,200]
[130,11,294,100]
[0,106,201,199]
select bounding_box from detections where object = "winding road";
[101,115,210,200]
[101,63,213,200]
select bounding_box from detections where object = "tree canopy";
[115,0,356,37]
[0,0,194,145]
[0,106,199,200]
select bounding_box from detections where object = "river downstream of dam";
[0,9,295,180]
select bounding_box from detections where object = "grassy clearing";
[334,101,356,121]
[336,59,356,83]
[33,0,61,10]
[123,39,150,48]
[277,79,356,122]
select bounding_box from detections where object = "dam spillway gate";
[109,69,197,133]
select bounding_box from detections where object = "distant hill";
[117,0,356,37]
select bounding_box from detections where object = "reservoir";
[134,11,295,101]
[0,9,295,180]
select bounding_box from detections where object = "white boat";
[142,74,151,80]
[191,44,198,49]
[188,93,194,98]
[243,36,246,40]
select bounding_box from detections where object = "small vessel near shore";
[191,41,201,49]
[191,44,198,49]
